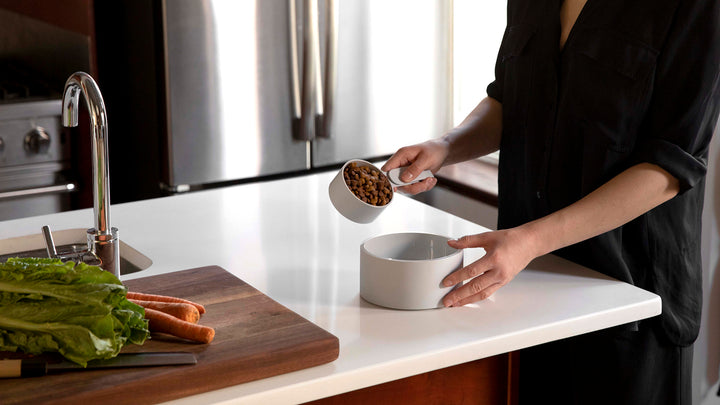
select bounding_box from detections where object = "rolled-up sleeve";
[487,22,538,108]
[486,2,518,105]
[632,0,720,193]
[487,29,507,104]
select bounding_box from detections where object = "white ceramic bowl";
[360,232,463,310]
[329,159,393,224]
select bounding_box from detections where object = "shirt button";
[536,191,542,199]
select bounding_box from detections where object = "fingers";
[441,231,507,306]
[442,233,493,287]
[382,141,444,183]
[441,228,534,307]
[442,254,492,287]
[400,154,434,183]
[447,233,491,250]
[381,146,418,173]
[395,177,437,195]
[443,277,504,307]
[442,262,505,307]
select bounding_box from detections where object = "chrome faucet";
[42,72,119,277]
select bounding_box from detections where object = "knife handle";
[0,359,47,378]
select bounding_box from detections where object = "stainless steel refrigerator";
[96,0,453,198]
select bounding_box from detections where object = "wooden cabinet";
[0,0,97,78]
[0,0,95,36]
[305,352,519,405]
[0,0,97,210]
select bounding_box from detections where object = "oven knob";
[24,127,51,154]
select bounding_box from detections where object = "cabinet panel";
[305,352,519,405]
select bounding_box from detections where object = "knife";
[0,352,197,378]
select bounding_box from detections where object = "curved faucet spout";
[62,72,111,237]
[61,72,119,277]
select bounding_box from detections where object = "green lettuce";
[0,257,149,366]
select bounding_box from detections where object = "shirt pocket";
[499,24,536,62]
[578,31,657,81]
[571,29,659,151]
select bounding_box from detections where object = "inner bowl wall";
[362,233,458,261]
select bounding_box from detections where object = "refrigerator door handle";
[289,0,302,133]
[290,0,320,141]
[316,0,337,139]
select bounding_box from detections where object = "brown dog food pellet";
[343,162,392,206]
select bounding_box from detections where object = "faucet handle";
[41,225,102,267]
[41,225,58,258]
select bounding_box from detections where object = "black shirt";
[487,0,720,346]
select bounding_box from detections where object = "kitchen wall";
[697,117,720,405]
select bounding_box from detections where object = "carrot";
[144,308,215,344]
[127,291,206,314]
[129,299,200,324]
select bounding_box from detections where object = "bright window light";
[453,1,506,126]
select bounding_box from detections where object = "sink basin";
[0,228,152,275]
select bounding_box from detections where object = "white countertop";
[0,171,661,404]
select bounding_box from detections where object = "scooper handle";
[386,167,435,187]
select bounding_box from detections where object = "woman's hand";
[440,162,682,307]
[441,227,539,307]
[381,139,450,195]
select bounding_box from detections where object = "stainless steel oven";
[0,69,76,221]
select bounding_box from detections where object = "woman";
[382,0,720,403]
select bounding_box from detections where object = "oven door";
[0,163,76,221]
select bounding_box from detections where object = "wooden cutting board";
[1,266,339,405]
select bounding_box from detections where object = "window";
[453,1,506,162]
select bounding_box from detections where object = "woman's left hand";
[442,227,538,307]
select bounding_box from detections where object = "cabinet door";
[304,352,519,405]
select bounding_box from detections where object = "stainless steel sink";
[0,228,152,275]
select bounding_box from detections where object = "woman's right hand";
[381,139,450,195]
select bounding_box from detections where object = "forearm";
[441,97,503,166]
[522,163,681,257]
[440,163,680,307]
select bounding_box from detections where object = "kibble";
[343,162,393,206]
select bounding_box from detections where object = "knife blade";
[0,352,197,378]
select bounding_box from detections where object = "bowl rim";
[340,159,393,209]
[360,232,461,263]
